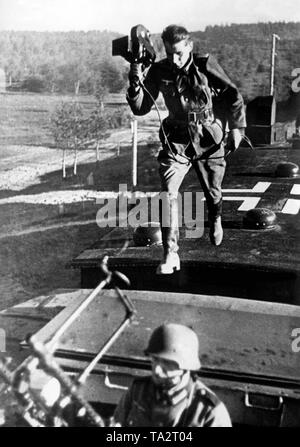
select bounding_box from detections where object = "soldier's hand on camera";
[128,63,143,89]
[226,128,244,151]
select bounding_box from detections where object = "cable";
[138,80,254,163]
[224,132,254,159]
[242,134,254,150]
[139,80,191,164]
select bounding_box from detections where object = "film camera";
[112,24,156,68]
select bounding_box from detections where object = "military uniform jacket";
[127,54,246,157]
[127,53,246,130]
[114,376,232,427]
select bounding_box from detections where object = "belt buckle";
[203,109,214,125]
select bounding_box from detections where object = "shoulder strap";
[179,381,221,426]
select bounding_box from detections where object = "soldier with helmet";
[113,323,232,427]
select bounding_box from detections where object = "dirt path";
[0,145,112,191]
[0,218,97,239]
[0,123,160,192]
[0,121,162,310]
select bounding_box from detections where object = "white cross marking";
[281,199,300,215]
[290,184,300,195]
[200,196,261,211]
[0,182,298,214]
[223,197,262,211]
[222,181,271,193]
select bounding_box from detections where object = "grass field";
[0,91,162,310]
[0,92,100,146]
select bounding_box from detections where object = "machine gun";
[0,256,136,427]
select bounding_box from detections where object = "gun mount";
[0,257,135,427]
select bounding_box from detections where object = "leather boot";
[208,199,223,246]
[157,192,180,274]
[209,215,223,246]
[156,252,180,275]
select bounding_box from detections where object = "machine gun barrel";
[0,357,48,427]
[28,336,105,427]
[0,256,136,427]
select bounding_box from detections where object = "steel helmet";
[145,323,201,371]
[133,222,162,247]
[275,162,299,178]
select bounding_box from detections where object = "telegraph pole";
[270,34,280,96]
[131,118,138,187]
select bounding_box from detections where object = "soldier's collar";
[155,373,193,406]
[181,53,194,74]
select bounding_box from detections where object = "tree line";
[0,22,299,101]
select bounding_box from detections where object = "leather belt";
[188,109,214,124]
[164,108,214,130]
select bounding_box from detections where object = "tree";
[51,101,131,177]
[94,76,109,108]
[82,107,131,161]
[0,25,298,100]
[100,60,125,93]
[50,102,84,177]
[81,106,109,162]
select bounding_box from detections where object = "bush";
[256,63,266,73]
[21,76,46,92]
[51,102,132,151]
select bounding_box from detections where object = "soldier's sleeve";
[126,65,160,116]
[204,54,246,130]
[204,401,232,427]
[113,384,134,427]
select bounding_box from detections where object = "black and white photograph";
[0,0,299,431]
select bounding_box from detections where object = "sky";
[0,0,299,34]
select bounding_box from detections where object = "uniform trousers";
[158,143,226,254]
